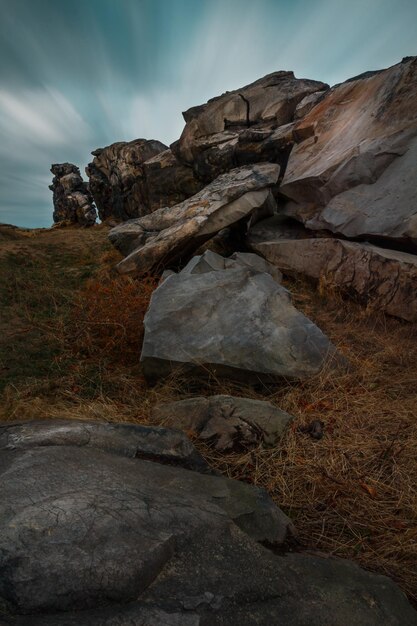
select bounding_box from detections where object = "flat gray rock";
[1,420,415,625]
[152,395,293,450]
[141,266,342,383]
[109,163,280,275]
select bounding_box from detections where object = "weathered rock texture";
[173,71,328,182]
[50,163,96,226]
[280,57,417,246]
[1,420,415,625]
[109,163,280,275]
[86,139,167,221]
[86,140,204,222]
[248,218,417,322]
[152,395,293,451]
[180,249,283,283]
[141,265,341,383]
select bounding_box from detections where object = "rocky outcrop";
[141,264,342,383]
[280,57,417,246]
[49,163,96,226]
[152,395,293,450]
[172,71,328,182]
[85,139,167,221]
[179,249,283,283]
[1,419,416,625]
[109,163,280,275]
[248,218,417,322]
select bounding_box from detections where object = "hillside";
[1,222,416,605]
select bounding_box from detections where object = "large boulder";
[141,264,342,383]
[248,217,417,322]
[109,163,280,275]
[173,71,328,182]
[1,420,416,625]
[85,139,167,221]
[152,395,293,451]
[279,57,417,247]
[49,163,96,226]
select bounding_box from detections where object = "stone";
[279,57,417,246]
[141,265,342,383]
[49,163,96,226]
[85,139,167,221]
[143,148,204,211]
[249,224,417,322]
[294,90,327,119]
[173,71,328,182]
[1,420,415,625]
[180,249,283,283]
[152,395,293,450]
[109,163,280,275]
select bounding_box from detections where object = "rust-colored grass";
[0,225,416,603]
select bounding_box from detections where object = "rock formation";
[50,163,96,226]
[109,163,280,275]
[1,420,416,625]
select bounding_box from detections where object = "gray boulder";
[152,395,293,450]
[141,266,342,383]
[1,419,415,625]
[279,57,417,246]
[180,249,282,283]
[109,163,280,275]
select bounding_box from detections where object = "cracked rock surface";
[49,163,97,226]
[0,420,416,625]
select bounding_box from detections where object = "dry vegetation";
[0,223,416,604]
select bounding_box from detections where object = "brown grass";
[0,225,416,603]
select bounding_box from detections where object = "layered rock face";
[172,71,329,182]
[85,140,203,221]
[1,420,416,625]
[279,57,417,246]
[50,163,96,226]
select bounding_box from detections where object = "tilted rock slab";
[109,163,280,275]
[49,163,96,226]
[280,56,417,246]
[248,218,417,322]
[141,265,341,383]
[180,249,283,283]
[1,420,416,625]
[172,70,328,182]
[152,395,293,451]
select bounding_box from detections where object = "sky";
[0,0,416,228]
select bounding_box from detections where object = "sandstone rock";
[142,148,204,211]
[249,222,417,322]
[1,420,415,625]
[294,90,327,119]
[141,265,341,383]
[152,395,293,450]
[280,57,417,246]
[173,71,328,183]
[49,163,96,226]
[109,163,280,275]
[180,249,283,283]
[85,139,167,221]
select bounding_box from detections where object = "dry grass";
[0,225,416,603]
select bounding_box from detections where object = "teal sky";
[1,0,416,228]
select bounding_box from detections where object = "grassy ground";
[1,223,416,604]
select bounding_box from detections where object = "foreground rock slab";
[248,219,417,322]
[1,420,415,625]
[280,56,417,246]
[141,265,341,383]
[153,395,293,450]
[50,163,97,226]
[109,163,280,275]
